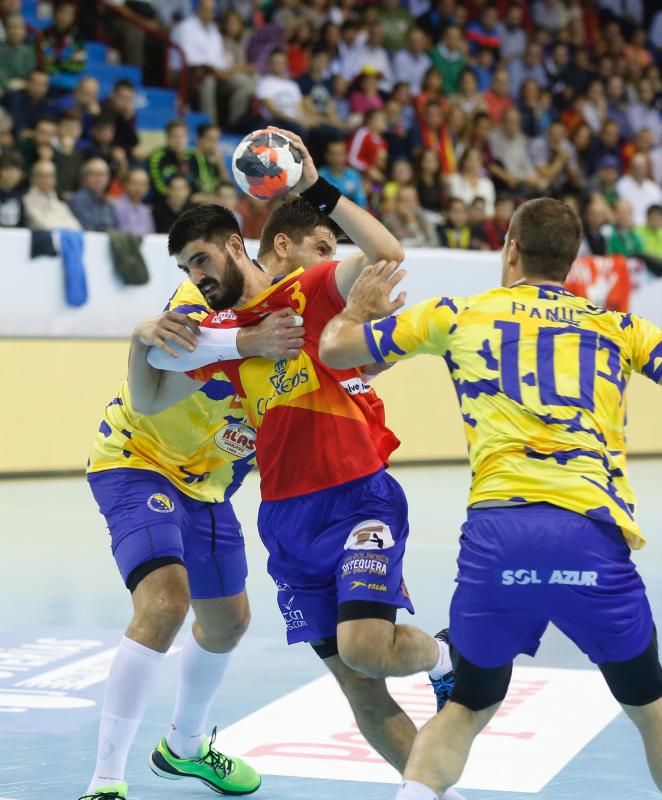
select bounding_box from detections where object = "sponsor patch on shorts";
[341,552,389,578]
[501,569,599,586]
[344,520,394,551]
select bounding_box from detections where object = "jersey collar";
[236,267,305,312]
[514,282,576,297]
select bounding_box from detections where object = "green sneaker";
[78,782,128,800]
[148,727,261,795]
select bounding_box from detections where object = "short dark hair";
[35,115,58,127]
[60,109,82,123]
[647,204,662,216]
[508,197,582,281]
[196,123,219,138]
[165,118,187,134]
[0,152,22,170]
[257,196,340,259]
[364,108,385,124]
[448,197,466,210]
[113,78,135,92]
[91,113,115,129]
[168,204,243,257]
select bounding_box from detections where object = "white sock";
[396,780,439,800]
[167,629,231,758]
[428,636,453,680]
[87,636,164,792]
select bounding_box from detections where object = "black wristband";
[300,176,341,215]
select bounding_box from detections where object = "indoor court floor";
[1,461,661,800]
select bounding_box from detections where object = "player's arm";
[263,126,404,298]
[128,312,205,415]
[319,261,407,369]
[626,314,662,386]
[320,261,456,370]
[147,308,305,372]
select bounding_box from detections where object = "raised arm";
[265,126,405,299]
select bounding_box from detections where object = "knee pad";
[310,636,339,660]
[450,646,513,712]
[599,631,662,706]
[127,554,185,592]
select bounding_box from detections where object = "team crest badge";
[147,493,175,513]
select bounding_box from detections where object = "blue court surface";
[1,461,661,800]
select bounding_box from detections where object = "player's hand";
[344,261,407,322]
[264,125,318,194]
[133,312,200,358]
[241,307,305,360]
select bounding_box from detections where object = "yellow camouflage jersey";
[364,283,662,549]
[87,280,256,502]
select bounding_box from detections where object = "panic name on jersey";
[364,283,662,549]
[87,279,256,503]
[188,261,399,500]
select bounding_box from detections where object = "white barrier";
[0,228,660,338]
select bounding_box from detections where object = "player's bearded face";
[197,252,245,311]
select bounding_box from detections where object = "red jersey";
[188,261,400,500]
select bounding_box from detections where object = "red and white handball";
[231,130,303,200]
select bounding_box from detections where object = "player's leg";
[397,651,512,798]
[314,642,417,771]
[149,499,260,795]
[549,513,662,791]
[333,471,453,684]
[314,643,465,800]
[620,698,662,790]
[336,615,449,679]
[83,470,191,799]
[599,633,662,790]
[398,505,550,799]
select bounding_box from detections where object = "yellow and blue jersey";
[364,283,662,549]
[87,280,256,503]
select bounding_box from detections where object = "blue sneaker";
[430,629,455,712]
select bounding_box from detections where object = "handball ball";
[232,131,303,200]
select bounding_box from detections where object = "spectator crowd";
[0,0,660,262]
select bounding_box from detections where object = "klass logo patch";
[215,423,256,458]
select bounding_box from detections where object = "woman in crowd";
[446,147,496,215]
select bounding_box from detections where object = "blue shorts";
[88,468,248,599]
[450,503,654,667]
[258,469,414,645]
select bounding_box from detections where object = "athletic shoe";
[148,726,261,795]
[78,782,128,800]
[430,629,455,712]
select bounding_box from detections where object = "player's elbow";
[131,393,161,416]
[383,239,405,264]
[319,337,352,370]
[131,399,156,416]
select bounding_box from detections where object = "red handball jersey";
[188,261,400,500]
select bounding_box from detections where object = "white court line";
[219,666,621,794]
